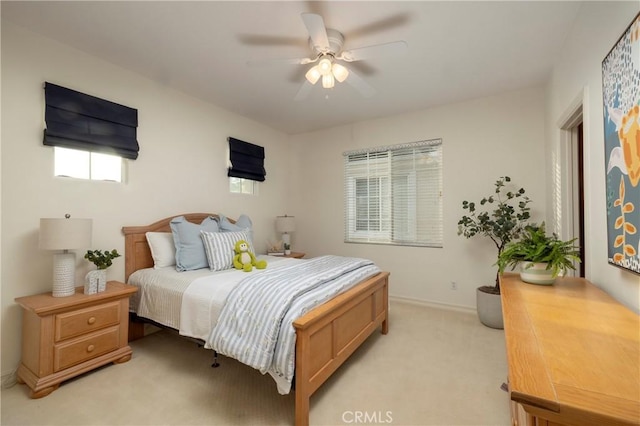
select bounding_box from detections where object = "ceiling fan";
[248,13,408,100]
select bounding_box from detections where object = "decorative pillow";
[201,230,254,271]
[219,214,253,242]
[170,216,220,271]
[145,232,176,269]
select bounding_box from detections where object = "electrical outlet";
[450,281,457,290]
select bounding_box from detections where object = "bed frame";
[122,213,390,426]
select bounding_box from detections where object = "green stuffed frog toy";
[233,240,267,272]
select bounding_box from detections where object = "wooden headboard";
[121,213,236,281]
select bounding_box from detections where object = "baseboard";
[390,295,476,314]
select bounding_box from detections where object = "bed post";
[295,331,311,426]
[292,271,390,426]
[128,318,145,341]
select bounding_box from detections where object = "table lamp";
[39,214,92,297]
[276,215,295,253]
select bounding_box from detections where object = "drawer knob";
[87,317,96,325]
[87,344,95,353]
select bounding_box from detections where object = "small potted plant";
[457,176,532,329]
[84,249,121,294]
[497,223,580,285]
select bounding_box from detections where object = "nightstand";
[15,281,137,398]
[283,252,305,259]
[268,252,305,259]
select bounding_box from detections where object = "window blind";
[43,82,139,160]
[227,137,266,182]
[344,139,443,247]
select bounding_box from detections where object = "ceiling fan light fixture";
[305,66,321,85]
[322,73,335,89]
[332,63,349,83]
[318,57,333,75]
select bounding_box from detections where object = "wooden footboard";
[293,271,389,426]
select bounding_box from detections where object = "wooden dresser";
[500,273,640,426]
[15,281,137,398]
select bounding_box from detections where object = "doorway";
[560,104,586,278]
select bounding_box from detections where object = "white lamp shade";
[318,57,332,75]
[39,217,92,250]
[305,67,321,85]
[276,215,296,233]
[332,63,349,82]
[322,73,335,89]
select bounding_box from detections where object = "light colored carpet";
[1,301,510,425]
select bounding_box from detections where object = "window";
[229,177,258,195]
[344,139,443,247]
[54,147,122,182]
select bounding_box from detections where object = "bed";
[122,213,390,426]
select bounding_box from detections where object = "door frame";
[556,89,588,277]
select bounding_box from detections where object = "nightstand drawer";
[55,301,120,341]
[54,326,120,372]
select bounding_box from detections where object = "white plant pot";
[85,269,107,294]
[520,262,556,285]
[476,288,503,329]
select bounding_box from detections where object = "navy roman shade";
[43,82,139,160]
[227,137,266,182]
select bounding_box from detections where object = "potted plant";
[497,223,580,285]
[84,249,121,294]
[457,176,532,329]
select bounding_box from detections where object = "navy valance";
[43,82,139,160]
[227,137,266,182]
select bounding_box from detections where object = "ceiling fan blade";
[338,41,408,62]
[294,81,315,101]
[345,69,376,98]
[301,13,330,52]
[247,56,316,67]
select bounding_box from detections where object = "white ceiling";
[2,1,583,135]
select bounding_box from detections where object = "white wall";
[546,1,640,312]
[1,22,292,375]
[289,87,548,309]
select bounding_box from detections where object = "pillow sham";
[170,216,219,271]
[201,230,254,271]
[219,214,253,242]
[145,232,176,269]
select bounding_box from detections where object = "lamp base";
[52,252,76,297]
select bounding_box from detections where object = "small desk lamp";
[39,214,92,297]
[276,215,295,253]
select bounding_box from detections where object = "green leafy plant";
[457,176,532,293]
[497,223,580,278]
[84,249,121,270]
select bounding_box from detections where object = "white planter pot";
[520,262,556,285]
[85,269,107,294]
[476,288,503,329]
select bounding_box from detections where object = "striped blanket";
[206,255,381,394]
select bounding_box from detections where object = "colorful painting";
[602,12,640,275]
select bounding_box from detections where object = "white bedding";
[179,256,299,340]
[127,255,297,335]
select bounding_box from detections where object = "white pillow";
[201,230,254,271]
[146,232,176,269]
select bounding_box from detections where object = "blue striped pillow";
[201,230,254,271]
[170,216,219,271]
